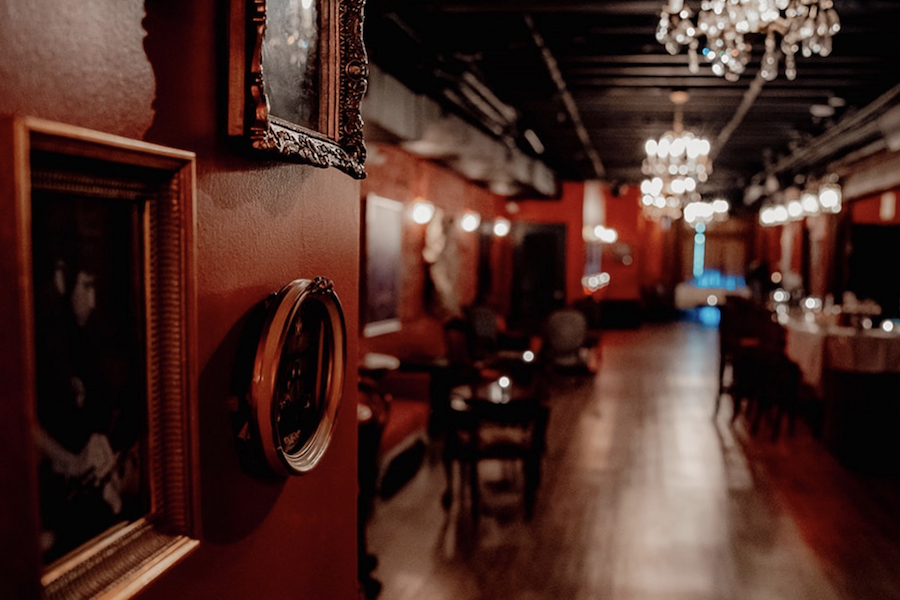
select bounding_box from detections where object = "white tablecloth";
[784,321,826,393]
[826,329,900,374]
[784,319,900,394]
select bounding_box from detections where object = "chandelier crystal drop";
[657,0,841,82]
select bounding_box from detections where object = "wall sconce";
[459,211,481,232]
[411,200,435,224]
[581,272,611,293]
[818,179,842,213]
[760,203,789,227]
[800,187,820,215]
[593,225,619,243]
[759,175,841,227]
[493,218,511,237]
[583,224,618,243]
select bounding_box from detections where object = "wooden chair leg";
[770,403,783,442]
[441,466,454,510]
[469,459,480,524]
[524,453,540,520]
[441,436,457,510]
[718,351,728,397]
[730,393,743,423]
[787,398,798,435]
[750,397,765,434]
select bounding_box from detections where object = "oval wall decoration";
[249,277,347,476]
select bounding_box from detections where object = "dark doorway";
[509,223,567,332]
[848,224,900,318]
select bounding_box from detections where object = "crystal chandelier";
[639,91,712,222]
[657,0,841,82]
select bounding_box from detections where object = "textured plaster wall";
[0,0,359,598]
[0,0,156,138]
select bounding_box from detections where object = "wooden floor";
[366,320,900,600]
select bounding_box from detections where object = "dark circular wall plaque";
[249,277,346,476]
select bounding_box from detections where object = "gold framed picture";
[0,116,200,600]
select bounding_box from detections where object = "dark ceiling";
[364,0,900,204]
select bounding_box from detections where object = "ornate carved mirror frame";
[228,0,367,179]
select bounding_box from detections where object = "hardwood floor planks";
[367,321,900,600]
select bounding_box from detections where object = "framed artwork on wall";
[362,194,403,337]
[228,0,368,179]
[247,278,347,476]
[0,116,200,600]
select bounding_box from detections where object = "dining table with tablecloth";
[783,316,900,470]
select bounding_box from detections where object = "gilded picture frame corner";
[229,0,368,179]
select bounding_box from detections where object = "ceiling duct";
[753,81,900,189]
[877,103,900,152]
[363,64,557,197]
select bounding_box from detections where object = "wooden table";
[442,377,548,522]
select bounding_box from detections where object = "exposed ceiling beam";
[424,1,663,15]
[567,77,867,88]
[564,67,886,79]
[415,0,900,16]
[525,13,605,178]
[583,130,798,140]
[582,26,663,36]
[558,89,842,106]
[559,54,888,66]
[765,80,900,177]
[712,72,767,163]
[574,108,827,119]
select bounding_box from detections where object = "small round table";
[442,375,548,522]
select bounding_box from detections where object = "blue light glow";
[690,269,747,290]
[698,306,721,327]
[693,231,705,278]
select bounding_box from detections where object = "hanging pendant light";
[639,91,712,222]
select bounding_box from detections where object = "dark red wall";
[603,185,645,301]
[1,1,358,598]
[850,185,900,225]
[360,143,499,358]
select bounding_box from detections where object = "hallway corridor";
[367,321,900,600]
